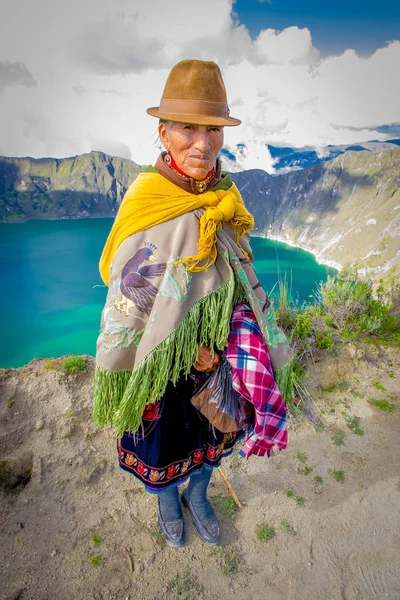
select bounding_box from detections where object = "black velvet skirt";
[117,374,244,493]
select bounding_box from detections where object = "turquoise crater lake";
[0,219,336,368]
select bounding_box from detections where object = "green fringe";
[94,275,239,436]
[93,368,132,427]
[274,360,295,405]
[94,274,295,434]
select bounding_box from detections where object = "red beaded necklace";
[165,152,215,192]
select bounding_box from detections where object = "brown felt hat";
[146,59,241,127]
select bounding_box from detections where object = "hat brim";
[146,107,241,127]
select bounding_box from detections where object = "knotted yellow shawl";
[99,172,254,286]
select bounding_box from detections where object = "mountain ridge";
[0,150,142,221]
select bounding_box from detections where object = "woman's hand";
[194,344,220,372]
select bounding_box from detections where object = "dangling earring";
[164,151,172,165]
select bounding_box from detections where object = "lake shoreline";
[252,231,342,272]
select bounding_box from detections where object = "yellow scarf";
[99,172,254,286]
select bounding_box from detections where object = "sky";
[0,0,399,172]
[234,0,400,56]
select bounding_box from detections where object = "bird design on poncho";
[116,245,167,316]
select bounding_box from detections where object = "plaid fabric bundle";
[226,303,288,458]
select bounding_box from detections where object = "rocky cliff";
[1,148,399,278]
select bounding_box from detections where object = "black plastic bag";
[190,353,252,433]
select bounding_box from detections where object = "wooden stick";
[217,467,242,508]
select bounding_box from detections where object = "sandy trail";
[0,343,399,600]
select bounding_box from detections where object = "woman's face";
[158,121,224,180]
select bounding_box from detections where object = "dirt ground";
[0,342,399,600]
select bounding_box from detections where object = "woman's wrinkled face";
[158,121,224,180]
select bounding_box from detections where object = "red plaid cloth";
[225,303,288,458]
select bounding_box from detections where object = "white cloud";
[221,141,275,172]
[0,0,399,172]
[70,11,171,75]
[255,26,320,65]
[316,42,400,128]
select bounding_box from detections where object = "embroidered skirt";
[118,374,243,493]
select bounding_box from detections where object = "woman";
[93,60,292,548]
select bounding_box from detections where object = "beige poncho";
[93,170,293,436]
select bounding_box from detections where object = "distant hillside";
[0,151,142,221]
[1,147,399,278]
[231,147,400,278]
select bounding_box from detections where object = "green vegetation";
[90,533,102,546]
[151,526,165,545]
[214,496,238,520]
[316,276,400,340]
[209,547,240,576]
[295,495,305,507]
[337,381,350,392]
[373,382,387,392]
[296,451,308,464]
[322,385,336,393]
[314,475,324,484]
[167,571,203,598]
[331,430,345,446]
[286,490,305,507]
[273,274,400,412]
[280,520,297,535]
[43,358,63,370]
[328,469,345,483]
[345,415,364,436]
[298,465,313,476]
[89,554,102,568]
[256,523,276,542]
[363,336,400,348]
[62,355,86,373]
[43,355,87,374]
[294,312,312,339]
[316,331,334,349]
[368,398,397,412]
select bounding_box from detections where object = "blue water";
[0,219,336,367]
